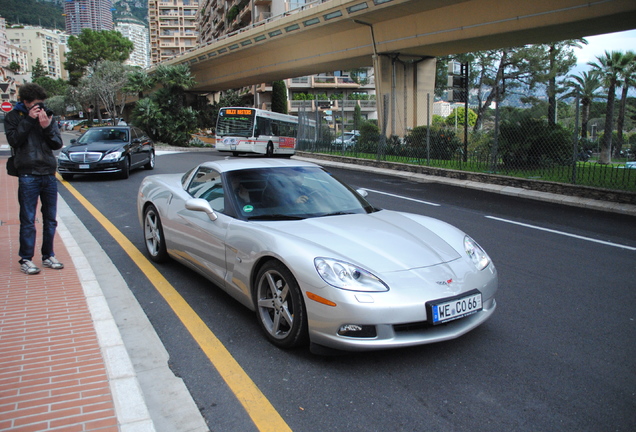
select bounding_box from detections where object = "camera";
[35,102,53,116]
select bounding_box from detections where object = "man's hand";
[29,104,52,128]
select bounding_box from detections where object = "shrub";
[403,126,462,160]
[499,117,571,169]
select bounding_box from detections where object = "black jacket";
[5,102,63,176]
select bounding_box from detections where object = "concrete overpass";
[160,0,636,133]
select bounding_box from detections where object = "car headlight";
[57,152,69,161]
[464,236,490,270]
[102,151,123,161]
[314,258,389,292]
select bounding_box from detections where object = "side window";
[256,117,271,136]
[187,167,225,212]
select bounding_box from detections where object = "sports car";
[137,159,497,353]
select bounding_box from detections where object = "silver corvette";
[137,158,497,353]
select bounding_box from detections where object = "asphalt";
[1,130,635,432]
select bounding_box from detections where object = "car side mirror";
[356,188,369,198]
[70,139,77,144]
[185,198,218,221]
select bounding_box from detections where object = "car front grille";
[69,152,103,163]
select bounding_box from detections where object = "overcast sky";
[572,29,636,69]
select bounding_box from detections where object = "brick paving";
[0,160,118,431]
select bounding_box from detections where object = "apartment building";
[195,0,376,127]
[6,27,68,80]
[115,18,151,68]
[64,0,114,35]
[149,0,200,64]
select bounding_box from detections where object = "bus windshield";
[216,109,255,137]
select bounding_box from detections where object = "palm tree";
[124,69,155,99]
[153,63,195,108]
[565,71,603,139]
[615,51,636,156]
[544,39,586,126]
[588,51,633,164]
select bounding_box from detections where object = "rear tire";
[266,142,274,158]
[144,151,155,170]
[143,204,169,262]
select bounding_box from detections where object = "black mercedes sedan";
[57,126,155,180]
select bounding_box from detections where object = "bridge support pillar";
[374,55,437,137]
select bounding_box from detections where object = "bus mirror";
[254,128,260,137]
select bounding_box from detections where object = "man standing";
[5,83,64,275]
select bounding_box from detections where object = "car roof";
[88,126,131,130]
[199,158,320,173]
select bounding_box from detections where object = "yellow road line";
[58,174,292,432]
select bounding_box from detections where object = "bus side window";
[257,117,271,136]
[271,122,279,136]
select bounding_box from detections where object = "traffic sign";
[1,101,12,112]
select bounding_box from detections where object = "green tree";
[353,103,363,132]
[471,46,549,131]
[540,40,585,125]
[64,29,134,85]
[271,80,288,114]
[8,61,21,73]
[31,58,47,80]
[616,51,636,155]
[44,95,67,117]
[33,76,68,98]
[445,106,477,127]
[565,71,604,139]
[589,50,634,164]
[82,60,133,123]
[132,64,199,146]
[124,69,155,99]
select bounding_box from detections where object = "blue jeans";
[18,174,58,262]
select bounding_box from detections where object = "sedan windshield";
[78,128,129,144]
[225,167,374,220]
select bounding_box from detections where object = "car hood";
[264,210,462,273]
[65,142,124,153]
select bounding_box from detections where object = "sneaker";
[43,256,64,270]
[20,260,41,275]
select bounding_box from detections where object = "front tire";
[143,204,169,262]
[61,173,74,181]
[119,156,131,179]
[254,261,308,348]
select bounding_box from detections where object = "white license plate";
[428,290,482,325]
[79,164,90,169]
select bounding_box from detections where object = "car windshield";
[78,128,128,144]
[225,166,375,220]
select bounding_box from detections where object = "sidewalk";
[0,133,208,431]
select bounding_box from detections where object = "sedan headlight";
[102,151,123,161]
[464,236,490,270]
[314,258,389,292]
[57,152,69,161]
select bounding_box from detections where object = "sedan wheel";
[144,151,155,170]
[144,205,168,262]
[254,261,308,348]
[119,156,131,179]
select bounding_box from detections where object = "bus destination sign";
[225,109,254,115]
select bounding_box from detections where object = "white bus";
[216,107,313,157]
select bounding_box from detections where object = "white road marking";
[486,216,636,251]
[365,188,440,207]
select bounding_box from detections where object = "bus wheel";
[266,142,274,157]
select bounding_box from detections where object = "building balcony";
[289,99,377,113]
